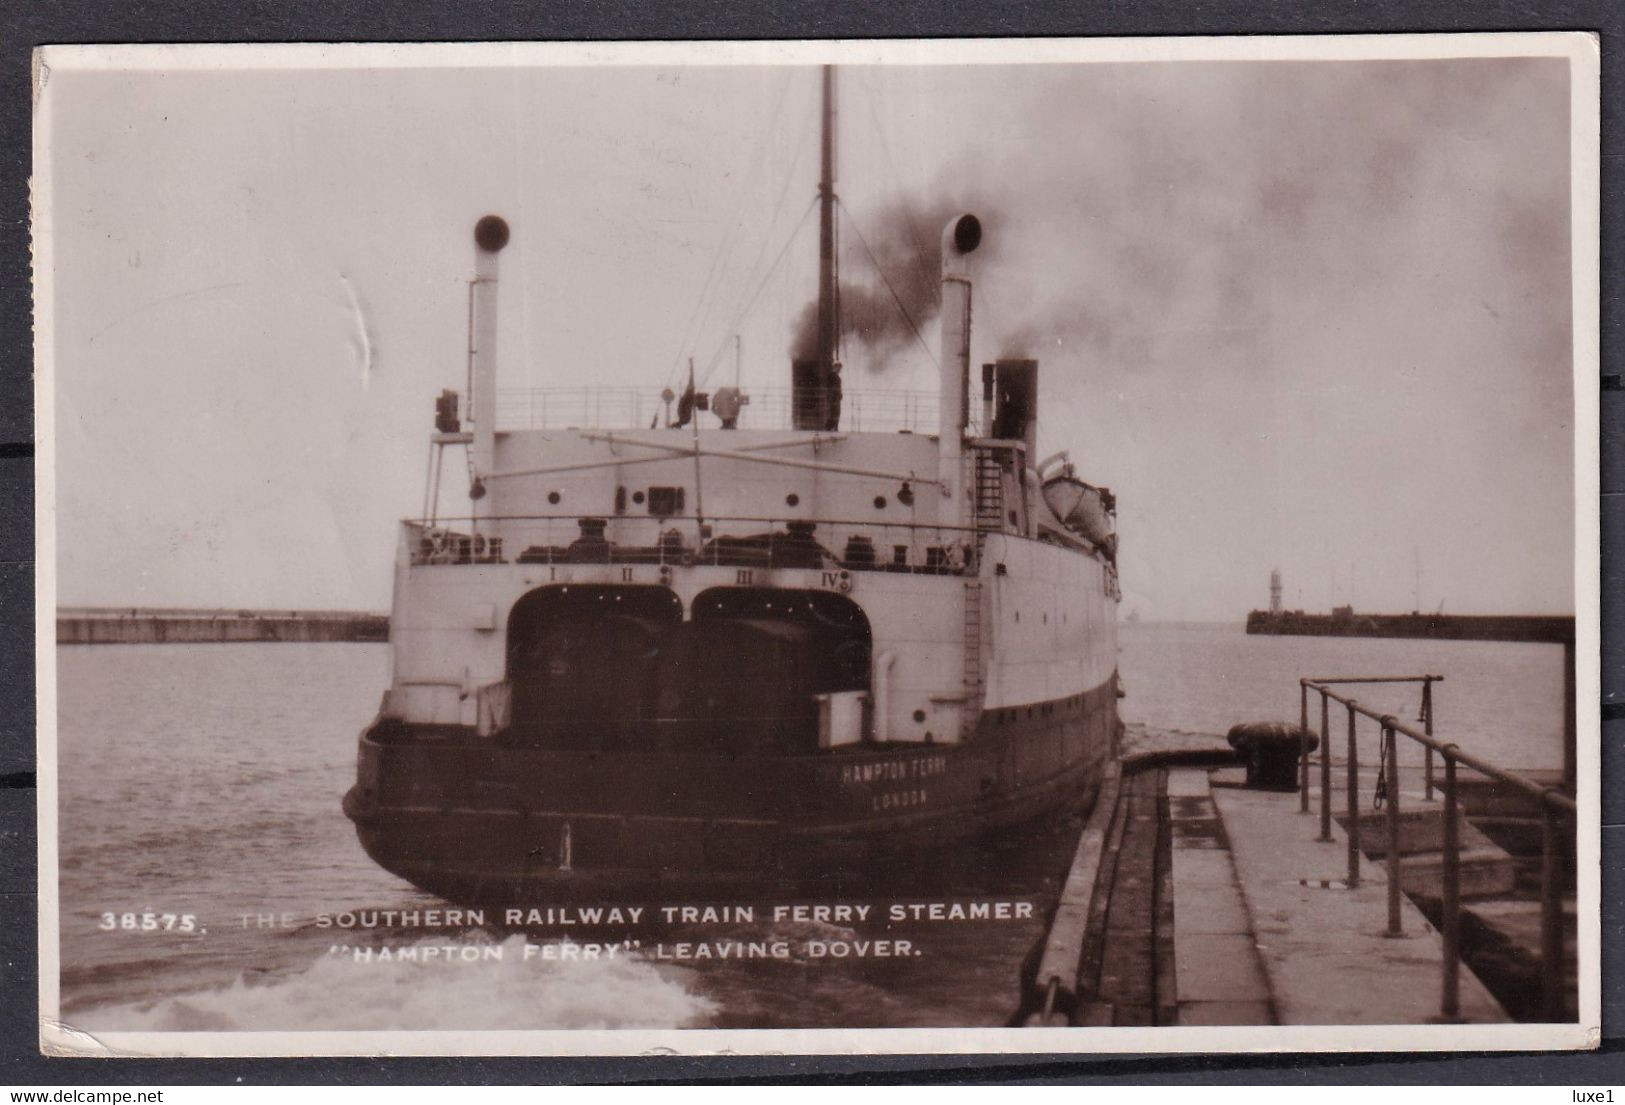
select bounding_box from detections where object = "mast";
[791,66,841,431]
[816,64,838,386]
[793,64,845,432]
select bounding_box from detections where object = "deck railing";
[406,514,985,576]
[495,386,946,434]
[1298,674,1576,1023]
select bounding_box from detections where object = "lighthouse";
[1269,569,1283,615]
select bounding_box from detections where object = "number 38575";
[98,912,197,932]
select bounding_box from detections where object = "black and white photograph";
[33,35,1600,1055]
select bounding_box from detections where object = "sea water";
[52,624,1566,1031]
[1118,622,1566,770]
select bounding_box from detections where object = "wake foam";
[81,934,717,1031]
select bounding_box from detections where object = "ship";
[343,67,1123,903]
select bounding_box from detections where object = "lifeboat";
[1040,465,1115,555]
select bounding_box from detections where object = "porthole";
[913,709,926,723]
[633,490,646,504]
[873,496,887,509]
[786,493,800,507]
[548,491,561,505]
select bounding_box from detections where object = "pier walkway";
[1025,726,1560,1026]
[1197,767,1506,1024]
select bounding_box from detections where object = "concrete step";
[1340,806,1517,898]
[1457,896,1580,1022]
[1396,847,1518,899]
[1451,771,1569,820]
[1468,815,1546,857]
[1339,806,1496,858]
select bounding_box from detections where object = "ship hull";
[343,676,1118,904]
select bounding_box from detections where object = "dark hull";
[344,676,1119,904]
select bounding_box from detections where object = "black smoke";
[788,192,1001,371]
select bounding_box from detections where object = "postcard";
[33,33,1600,1056]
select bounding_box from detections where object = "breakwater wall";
[58,607,389,645]
[1245,611,1573,644]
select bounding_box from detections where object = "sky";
[40,44,1582,620]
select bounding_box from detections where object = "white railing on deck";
[495,386,948,434]
[405,515,983,576]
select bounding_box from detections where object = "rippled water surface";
[1116,622,1566,770]
[54,626,1565,1030]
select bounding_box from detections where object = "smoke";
[777,58,1572,617]
[790,60,1571,397]
[788,193,1002,370]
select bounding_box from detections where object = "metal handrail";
[1300,675,1443,684]
[408,513,990,543]
[1298,675,1575,1023]
[494,385,948,434]
[409,512,988,536]
[1300,675,1443,801]
[1305,680,1575,815]
[403,513,993,574]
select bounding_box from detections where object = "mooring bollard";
[1228,723,1317,790]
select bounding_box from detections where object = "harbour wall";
[58,607,389,645]
[1245,611,1574,644]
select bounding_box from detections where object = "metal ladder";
[962,449,1006,730]
[973,448,1006,531]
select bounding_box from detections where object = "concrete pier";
[1202,768,1507,1023]
[1166,768,1274,1025]
[1026,725,1575,1025]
